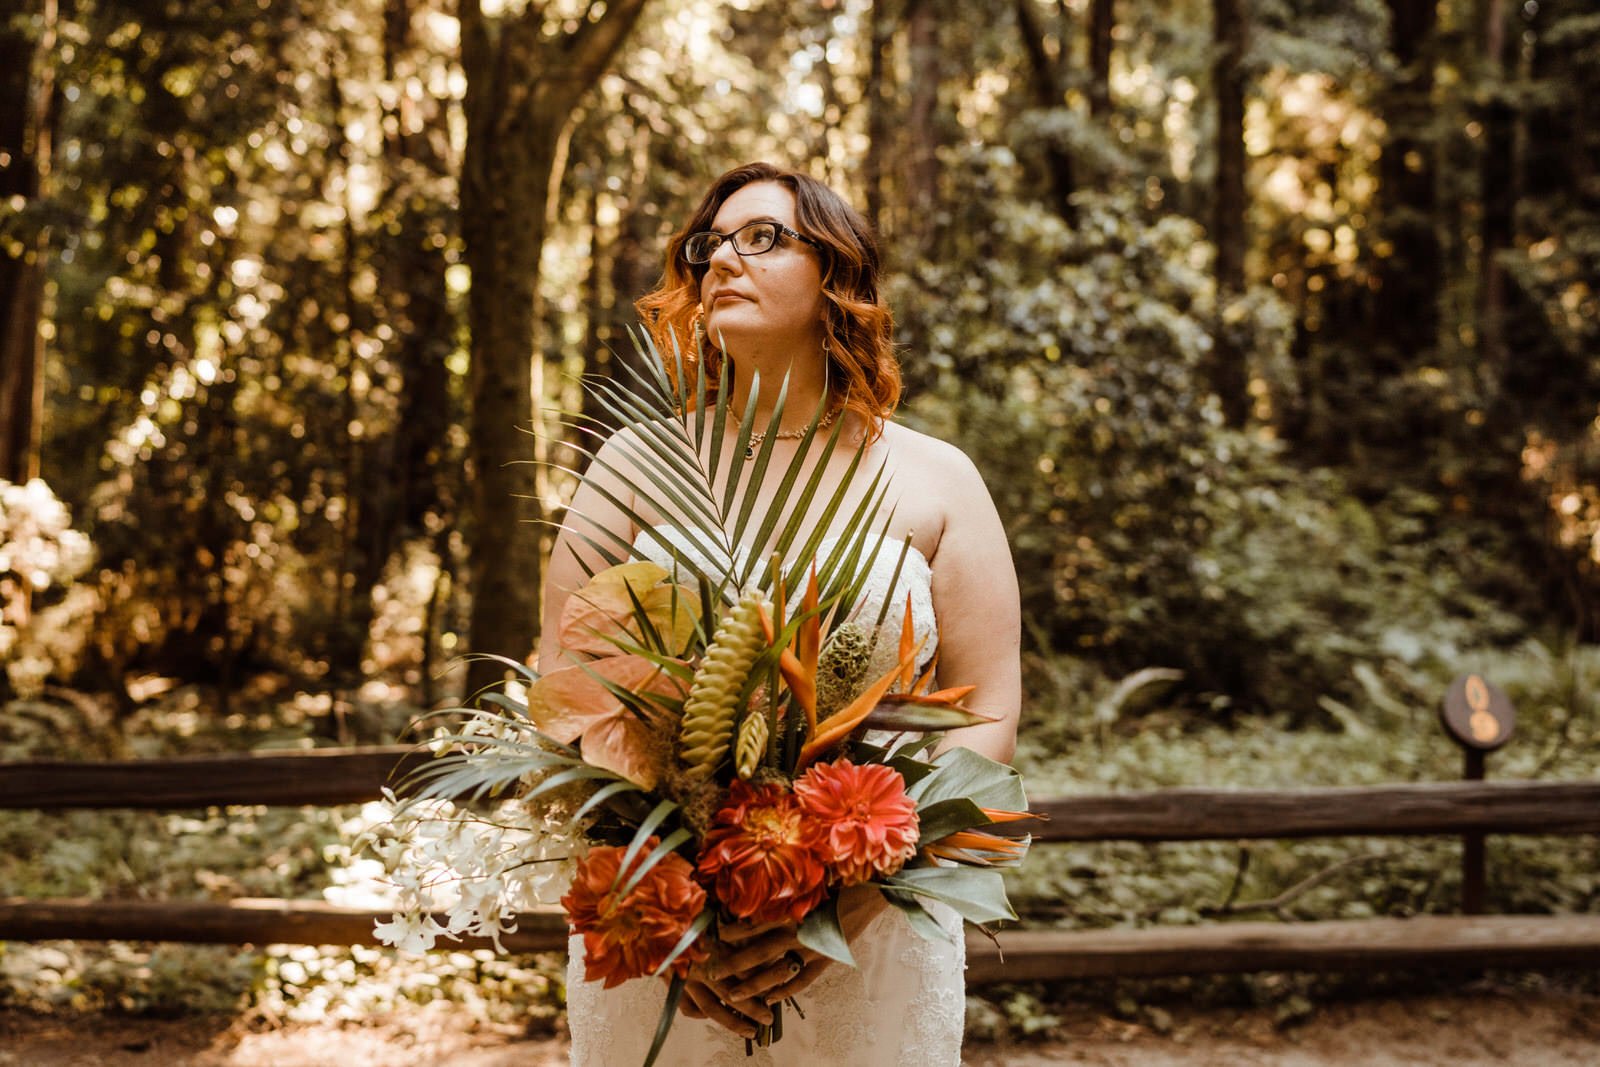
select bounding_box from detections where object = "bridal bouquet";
[373,333,1032,1064]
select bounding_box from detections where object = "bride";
[538,162,1021,1065]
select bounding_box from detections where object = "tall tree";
[1475,0,1513,376]
[1088,0,1115,119]
[863,0,894,239]
[1209,0,1251,426]
[1013,0,1077,221]
[329,0,460,690]
[458,0,649,696]
[0,0,56,485]
[1371,0,1440,380]
[905,0,944,250]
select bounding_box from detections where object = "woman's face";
[698,181,826,355]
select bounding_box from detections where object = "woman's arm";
[537,432,642,674]
[924,441,1022,764]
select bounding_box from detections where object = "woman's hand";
[669,965,773,1039]
[710,886,891,1004]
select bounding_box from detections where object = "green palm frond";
[557,328,899,635]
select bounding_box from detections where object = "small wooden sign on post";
[1440,673,1516,915]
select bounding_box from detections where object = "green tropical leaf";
[651,909,714,979]
[915,796,992,843]
[907,746,1028,812]
[614,799,678,892]
[558,329,896,640]
[861,701,996,733]
[882,867,1017,924]
[617,827,694,900]
[643,973,687,1067]
[571,779,643,824]
[797,895,856,966]
[882,889,959,943]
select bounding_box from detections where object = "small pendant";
[745,443,756,460]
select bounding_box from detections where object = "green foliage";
[0,478,95,699]
[1007,638,1600,931]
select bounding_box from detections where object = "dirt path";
[3,991,1597,1066]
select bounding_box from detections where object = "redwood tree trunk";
[1013,0,1076,222]
[863,0,893,241]
[1089,0,1114,119]
[458,0,648,697]
[1209,0,1250,427]
[906,0,942,255]
[0,0,55,485]
[1373,0,1440,375]
[1476,0,1513,374]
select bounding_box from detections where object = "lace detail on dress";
[895,904,967,1067]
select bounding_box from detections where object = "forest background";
[1,0,1598,1035]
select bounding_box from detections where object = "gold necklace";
[745,407,840,460]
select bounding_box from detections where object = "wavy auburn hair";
[636,162,900,438]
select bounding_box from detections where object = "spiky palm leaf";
[559,327,900,636]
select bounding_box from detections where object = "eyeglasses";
[682,220,819,265]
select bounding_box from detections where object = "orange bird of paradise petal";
[798,565,821,678]
[896,595,917,690]
[760,604,818,729]
[922,828,1031,866]
[798,632,928,766]
[979,807,1038,824]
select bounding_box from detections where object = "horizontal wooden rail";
[4,749,1599,841]
[964,914,1600,982]
[0,747,431,810]
[0,898,569,953]
[4,899,1597,981]
[1021,780,1600,841]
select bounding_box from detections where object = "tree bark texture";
[0,0,55,486]
[1209,0,1250,427]
[906,0,943,254]
[458,0,649,697]
[863,0,893,242]
[1013,0,1077,223]
[1373,0,1440,373]
[1088,0,1115,119]
[1476,0,1513,375]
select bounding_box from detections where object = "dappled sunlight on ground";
[4,990,1598,1066]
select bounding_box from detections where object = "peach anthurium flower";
[558,561,697,658]
[696,780,829,924]
[526,654,686,790]
[561,838,709,989]
[794,759,920,884]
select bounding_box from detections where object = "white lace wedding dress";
[564,526,967,1066]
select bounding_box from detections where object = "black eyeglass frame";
[681,220,821,266]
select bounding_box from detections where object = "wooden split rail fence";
[3,746,1599,983]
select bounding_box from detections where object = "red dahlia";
[561,839,708,989]
[794,759,920,884]
[696,780,830,924]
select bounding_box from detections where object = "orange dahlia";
[696,781,830,924]
[561,839,709,989]
[794,759,920,885]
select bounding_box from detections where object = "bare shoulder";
[879,420,987,490]
[876,420,997,560]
